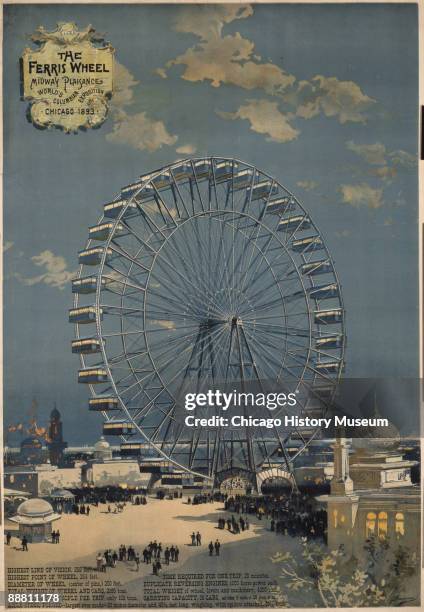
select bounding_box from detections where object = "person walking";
[208,541,214,556]
[164,547,170,565]
[56,530,61,544]
[214,540,220,556]
[196,531,201,546]
[191,532,196,546]
[5,532,11,545]
[135,554,140,572]
[175,546,179,562]
[22,536,28,551]
[96,553,103,571]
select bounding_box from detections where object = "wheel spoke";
[73,158,344,482]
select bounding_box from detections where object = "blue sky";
[3,3,419,443]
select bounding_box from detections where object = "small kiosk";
[9,498,61,543]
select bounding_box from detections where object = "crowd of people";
[223,491,327,542]
[4,530,61,550]
[70,486,148,506]
[217,515,250,534]
[187,493,218,505]
[69,503,91,515]
[52,494,148,516]
[95,540,182,575]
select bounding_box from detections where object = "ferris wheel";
[69,157,345,484]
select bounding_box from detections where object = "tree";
[271,537,418,607]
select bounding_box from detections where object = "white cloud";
[176,144,197,155]
[346,141,386,165]
[3,241,14,252]
[106,111,178,152]
[368,165,397,182]
[166,34,295,94]
[160,5,375,144]
[110,60,139,110]
[389,149,417,169]
[218,100,299,143]
[107,61,177,153]
[296,180,318,191]
[162,5,294,96]
[291,76,376,124]
[155,67,167,79]
[13,250,77,290]
[346,141,417,184]
[173,4,253,41]
[340,183,383,209]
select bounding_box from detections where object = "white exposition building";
[318,436,419,559]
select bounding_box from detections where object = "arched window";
[395,512,405,537]
[366,512,376,537]
[378,511,388,539]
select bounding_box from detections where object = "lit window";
[378,512,388,539]
[366,512,376,537]
[395,512,405,537]
[333,509,338,528]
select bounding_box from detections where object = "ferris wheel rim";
[72,156,346,480]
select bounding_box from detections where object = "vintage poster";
[2,1,422,609]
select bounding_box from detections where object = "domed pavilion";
[9,498,61,542]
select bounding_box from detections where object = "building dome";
[17,498,54,518]
[50,407,61,419]
[94,436,112,460]
[94,436,110,450]
[10,497,61,531]
[21,435,43,450]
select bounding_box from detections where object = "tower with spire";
[47,405,68,466]
[317,433,359,555]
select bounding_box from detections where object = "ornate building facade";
[318,437,420,560]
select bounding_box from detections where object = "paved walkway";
[5,497,310,606]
